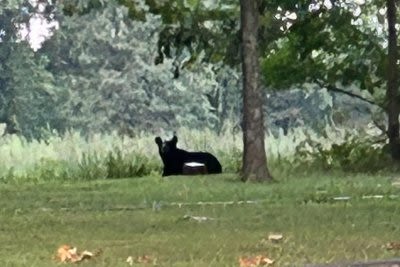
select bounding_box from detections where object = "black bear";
[155,135,222,176]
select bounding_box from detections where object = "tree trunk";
[386,0,400,160]
[240,0,273,182]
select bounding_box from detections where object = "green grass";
[1,173,400,266]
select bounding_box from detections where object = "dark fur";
[155,135,222,176]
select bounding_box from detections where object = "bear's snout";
[161,144,169,153]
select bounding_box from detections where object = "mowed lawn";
[1,173,400,266]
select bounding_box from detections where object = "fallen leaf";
[55,244,101,263]
[56,245,79,263]
[386,242,400,250]
[268,234,283,242]
[126,256,134,266]
[127,254,157,265]
[239,255,274,267]
[182,214,215,222]
[258,233,284,246]
[137,254,153,263]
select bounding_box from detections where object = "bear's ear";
[172,135,178,144]
[155,137,162,146]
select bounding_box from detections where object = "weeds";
[0,125,394,183]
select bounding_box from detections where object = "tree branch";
[316,81,382,108]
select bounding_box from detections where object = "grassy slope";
[1,173,400,266]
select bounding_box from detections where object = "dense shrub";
[294,134,394,173]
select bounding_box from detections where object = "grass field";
[1,173,400,266]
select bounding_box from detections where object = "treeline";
[1,2,246,139]
[0,0,394,142]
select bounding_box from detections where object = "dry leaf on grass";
[126,255,156,265]
[56,245,79,262]
[126,256,134,266]
[55,244,101,263]
[259,233,284,246]
[268,234,283,242]
[239,255,274,267]
[386,242,400,250]
[137,255,154,263]
[182,214,215,222]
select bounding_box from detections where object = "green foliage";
[1,0,390,143]
[0,1,63,138]
[261,1,388,116]
[39,2,242,135]
[295,134,393,173]
[55,0,315,66]
[136,0,241,65]
[262,5,384,90]
[3,45,64,138]
[105,150,157,179]
[60,0,105,16]
[76,153,105,181]
[0,125,396,184]
[218,146,242,174]
[0,0,396,178]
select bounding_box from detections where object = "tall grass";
[0,123,389,183]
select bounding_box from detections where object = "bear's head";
[155,135,178,156]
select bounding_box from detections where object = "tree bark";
[386,0,400,160]
[240,0,272,182]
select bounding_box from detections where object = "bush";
[294,134,393,173]
[105,150,158,179]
